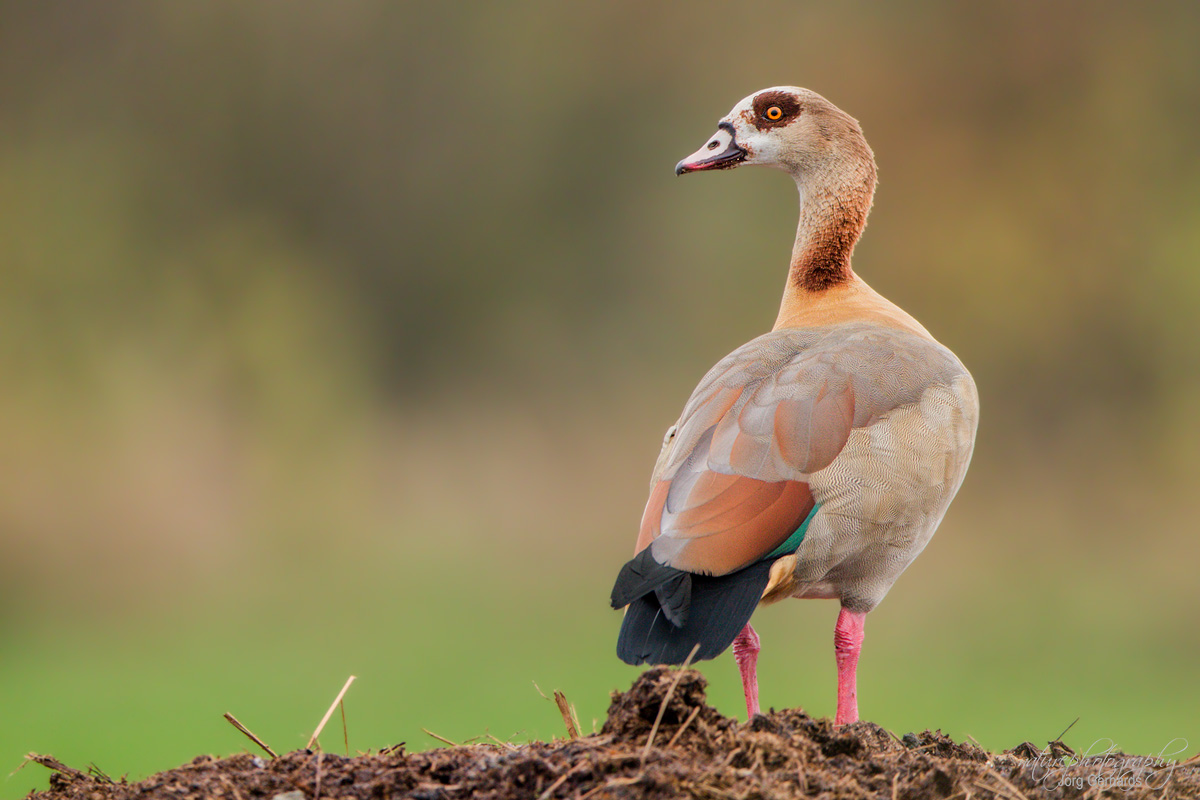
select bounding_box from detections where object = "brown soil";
[25,669,1197,800]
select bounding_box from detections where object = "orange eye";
[765,106,784,121]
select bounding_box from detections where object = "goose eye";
[765,106,784,121]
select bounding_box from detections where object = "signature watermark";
[1015,739,1192,792]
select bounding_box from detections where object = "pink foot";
[732,623,761,718]
[834,608,866,726]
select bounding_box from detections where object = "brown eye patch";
[751,91,801,129]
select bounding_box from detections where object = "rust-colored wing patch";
[634,325,969,579]
[649,474,814,575]
[635,479,670,556]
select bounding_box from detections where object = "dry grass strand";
[340,700,349,756]
[223,713,278,759]
[665,706,701,749]
[485,733,520,752]
[553,690,581,739]
[641,643,701,758]
[422,728,458,747]
[23,754,86,780]
[307,675,357,751]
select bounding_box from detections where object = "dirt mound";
[25,668,1197,799]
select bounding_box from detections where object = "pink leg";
[834,608,867,726]
[732,623,761,718]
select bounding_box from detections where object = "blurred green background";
[3,2,1200,795]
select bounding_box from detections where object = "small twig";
[1053,717,1080,743]
[973,780,1023,800]
[307,676,357,750]
[423,728,458,747]
[578,775,643,800]
[965,733,984,750]
[23,754,86,781]
[223,713,278,759]
[485,733,520,752]
[218,774,247,800]
[535,758,593,800]
[891,773,899,800]
[680,780,738,800]
[537,772,571,800]
[340,699,349,756]
[980,766,1032,800]
[532,680,550,700]
[665,706,701,749]
[313,749,323,800]
[642,643,701,758]
[553,691,581,739]
[86,763,114,784]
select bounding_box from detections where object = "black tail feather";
[610,548,692,626]
[615,559,772,665]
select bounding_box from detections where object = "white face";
[714,88,795,167]
[675,86,829,176]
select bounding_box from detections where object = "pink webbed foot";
[732,623,762,718]
[834,608,867,726]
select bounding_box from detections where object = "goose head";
[675,87,879,293]
[675,86,875,188]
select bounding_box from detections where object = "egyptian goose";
[610,87,978,726]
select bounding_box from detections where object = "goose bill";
[675,122,747,175]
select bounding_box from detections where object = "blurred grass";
[4,476,1199,798]
[3,2,1200,796]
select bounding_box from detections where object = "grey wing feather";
[661,323,971,485]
